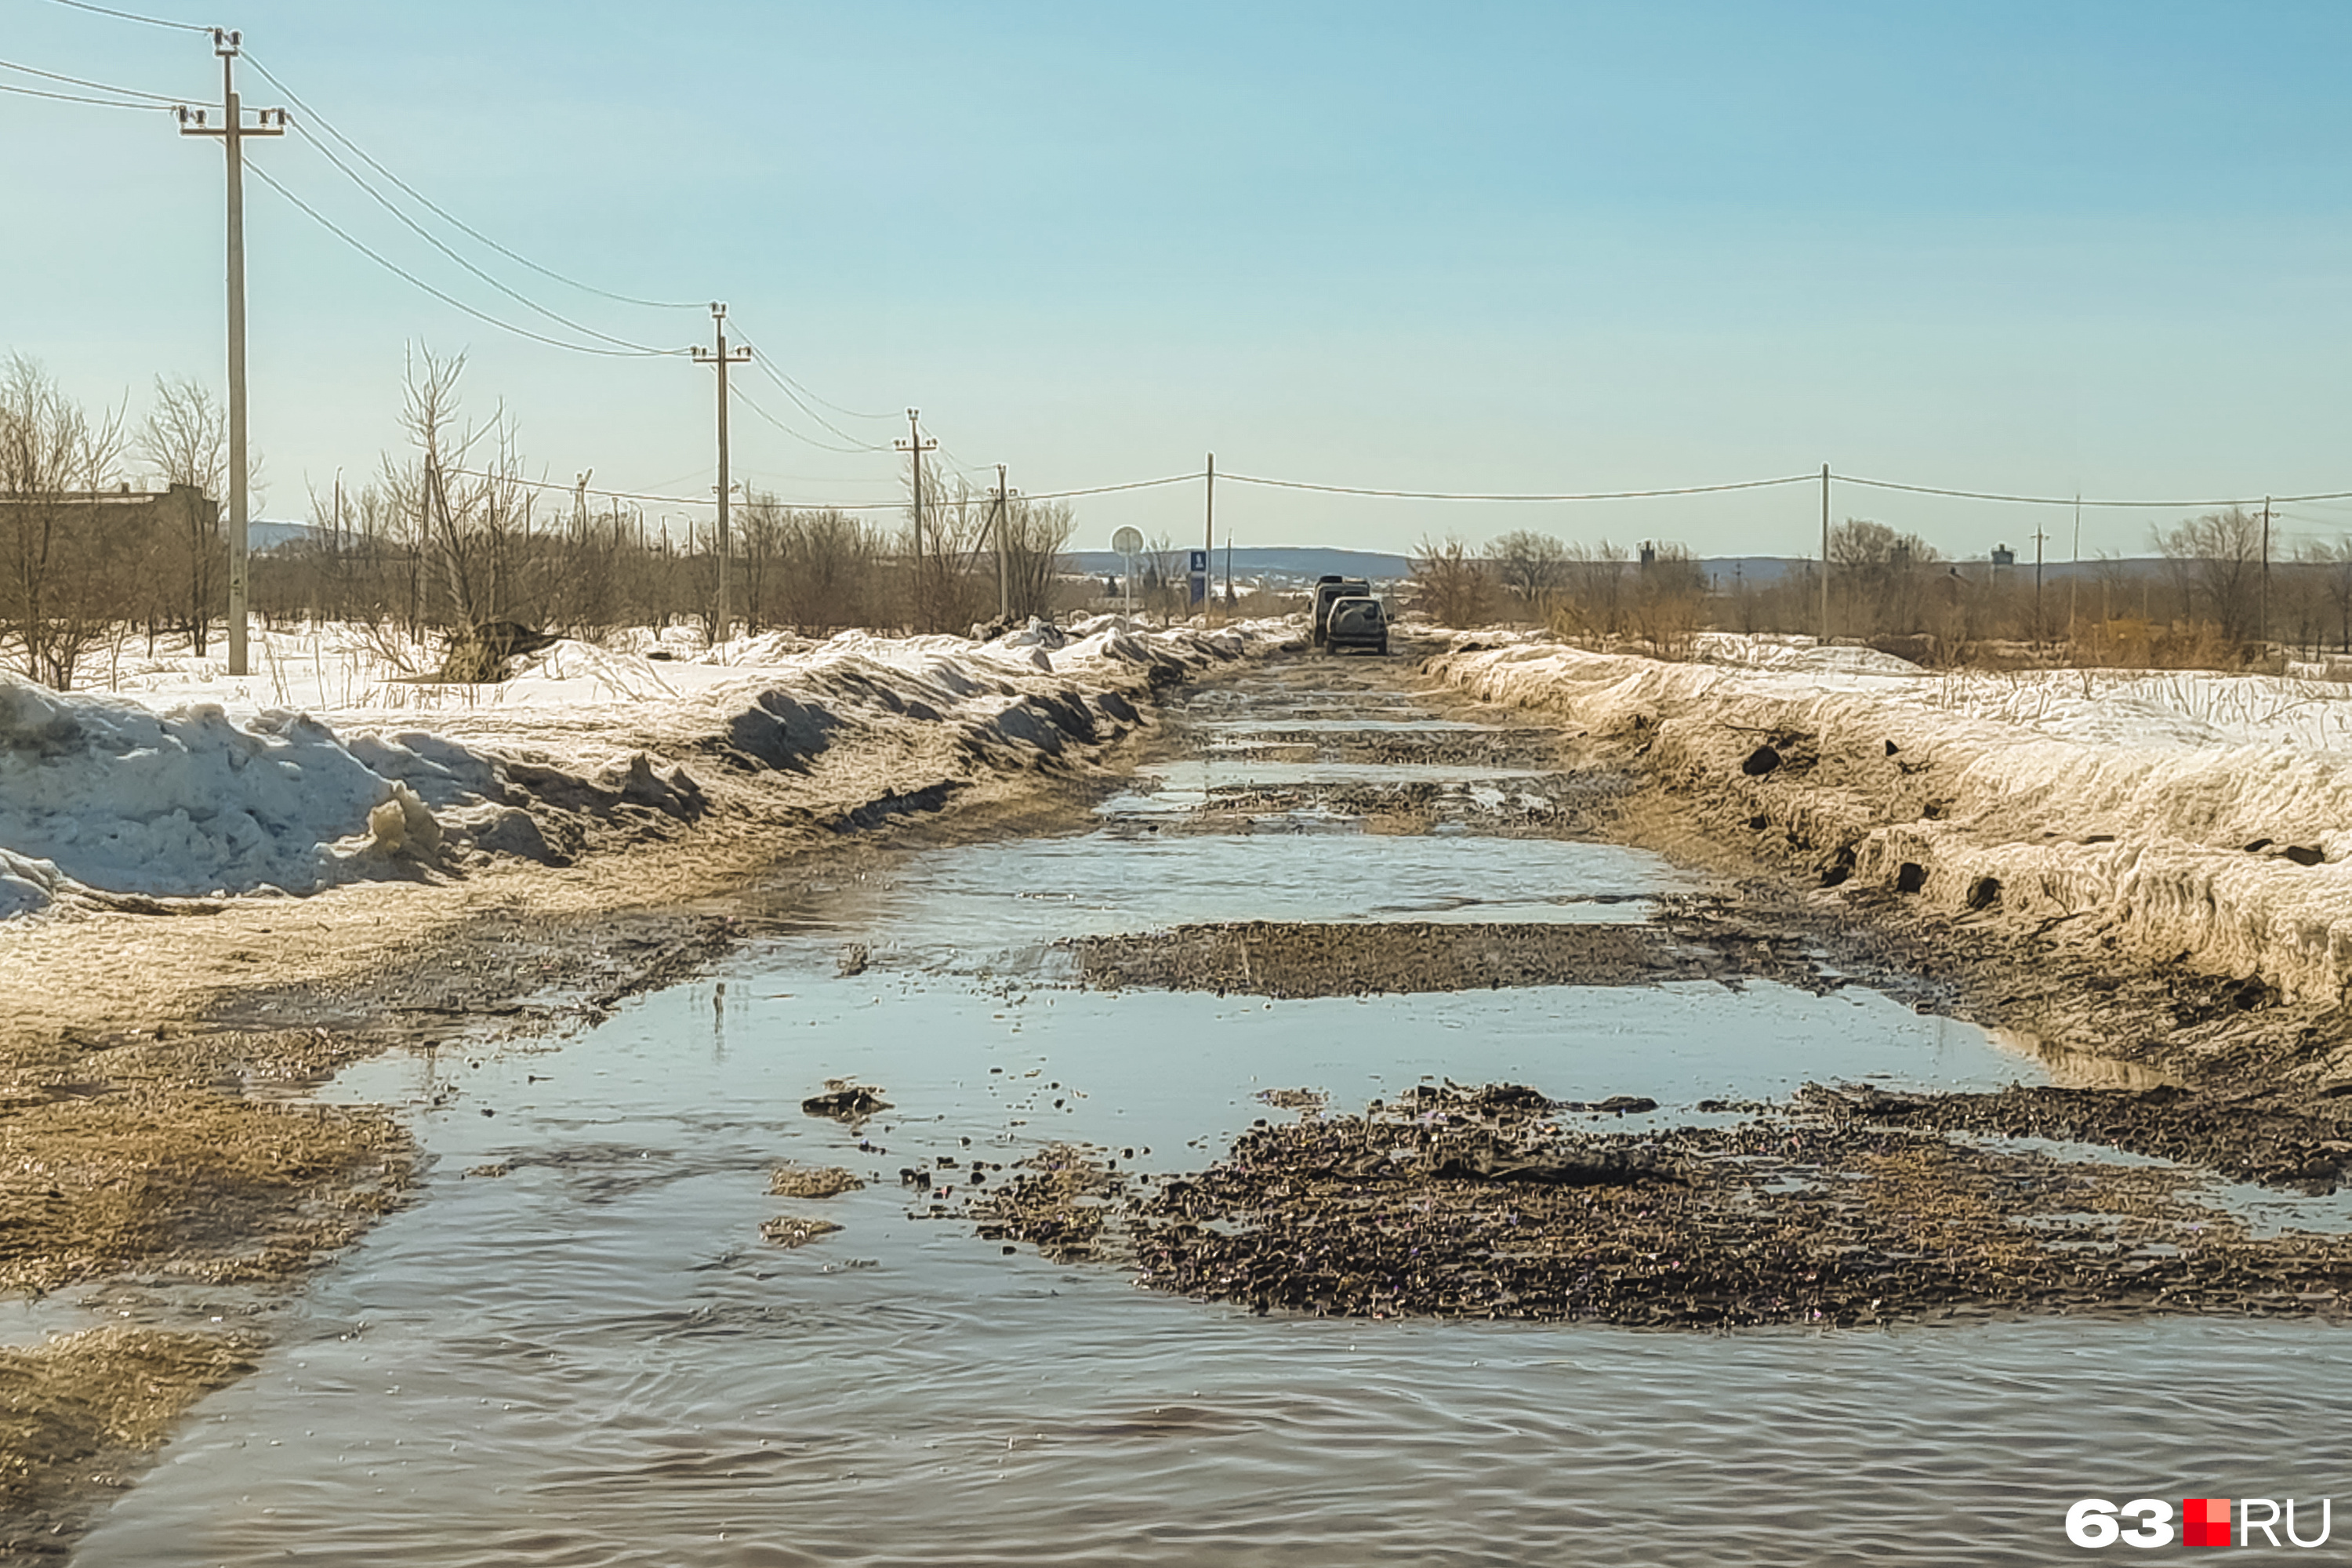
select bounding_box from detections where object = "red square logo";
[2183,1498,2231,1547]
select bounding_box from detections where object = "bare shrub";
[1410,535,1492,628]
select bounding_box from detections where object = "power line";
[245,162,683,358]
[768,363,894,422]
[37,0,209,33]
[728,329,895,452]
[1832,473,2352,509]
[238,49,706,313]
[1220,471,1818,502]
[441,465,1201,512]
[0,55,181,100]
[283,118,681,354]
[728,380,889,456]
[0,76,161,107]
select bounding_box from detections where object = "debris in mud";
[1556,1094,1661,1115]
[1073,920,1716,998]
[977,1083,2352,1328]
[769,1163,865,1197]
[801,1081,891,1120]
[837,942,871,978]
[463,1163,510,1178]
[1805,1081,2352,1193]
[1258,1087,1328,1112]
[760,1215,844,1247]
[968,1143,1128,1261]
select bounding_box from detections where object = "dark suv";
[1310,575,1372,645]
[1325,595,1388,655]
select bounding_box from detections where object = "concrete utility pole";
[2031,526,2049,645]
[2261,495,2273,646]
[895,411,938,623]
[2071,494,2081,643]
[692,303,750,647]
[1819,463,1831,644]
[179,28,282,679]
[1204,452,1216,619]
[993,462,1011,621]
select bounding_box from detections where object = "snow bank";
[0,675,427,906]
[2,619,1290,918]
[1426,633,2352,1004]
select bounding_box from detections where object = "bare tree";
[0,354,134,688]
[1828,518,1940,637]
[138,376,230,653]
[998,495,1075,622]
[1628,542,1706,658]
[1559,539,1631,642]
[2151,508,2264,642]
[1490,528,1567,619]
[1410,534,1491,628]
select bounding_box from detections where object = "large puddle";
[69,663,2352,1565]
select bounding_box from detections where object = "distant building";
[0,481,217,541]
[1991,543,2016,568]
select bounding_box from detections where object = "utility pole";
[2261,495,2273,647]
[691,303,750,647]
[179,29,282,678]
[2031,526,2049,645]
[1205,452,1215,621]
[2070,493,2081,645]
[895,410,937,624]
[993,462,1011,622]
[1819,463,1831,644]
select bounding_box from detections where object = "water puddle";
[64,660,2352,1566]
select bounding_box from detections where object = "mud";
[767,1163,865,1198]
[0,1328,255,1558]
[975,1083,2352,1328]
[1073,920,1718,997]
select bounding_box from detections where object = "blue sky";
[9,0,2352,557]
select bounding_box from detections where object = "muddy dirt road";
[30,648,2352,1565]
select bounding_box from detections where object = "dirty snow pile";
[0,675,442,916]
[1428,632,2352,1005]
[0,617,1296,919]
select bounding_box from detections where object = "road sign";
[1111,527,1144,616]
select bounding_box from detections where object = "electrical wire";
[771,362,894,422]
[246,162,684,358]
[728,332,896,452]
[727,380,890,457]
[0,55,181,100]
[239,50,706,313]
[1831,474,2352,509]
[284,118,682,355]
[1219,471,1818,502]
[37,0,209,32]
[0,76,161,107]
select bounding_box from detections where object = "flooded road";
[72,657,2352,1565]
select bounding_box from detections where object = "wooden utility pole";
[1819,463,1831,644]
[179,29,282,678]
[692,303,750,647]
